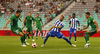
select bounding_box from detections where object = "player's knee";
[74,33,76,35]
[19,33,24,37]
[26,32,29,34]
[86,31,90,33]
[62,35,65,39]
[70,32,72,35]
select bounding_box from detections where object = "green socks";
[85,32,89,43]
[36,30,38,38]
[31,33,33,39]
[20,36,26,45]
[40,31,43,36]
[25,33,28,39]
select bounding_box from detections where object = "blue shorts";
[48,30,64,38]
[70,28,77,33]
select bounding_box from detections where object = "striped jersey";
[52,20,64,32]
[69,18,80,29]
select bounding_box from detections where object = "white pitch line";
[17,47,100,53]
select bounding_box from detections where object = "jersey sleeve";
[40,17,42,21]
[61,22,64,28]
[91,17,94,22]
[10,16,15,20]
[25,16,27,19]
[76,19,80,23]
[32,17,34,20]
[69,19,71,24]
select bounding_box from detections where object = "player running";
[33,13,44,39]
[4,10,29,47]
[41,15,76,47]
[24,12,35,41]
[69,13,80,43]
[80,12,98,48]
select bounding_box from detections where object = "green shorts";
[36,26,42,31]
[89,29,97,36]
[26,27,32,32]
[11,27,22,35]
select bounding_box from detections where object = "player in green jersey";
[33,13,44,39]
[4,10,29,47]
[24,12,35,41]
[80,12,98,48]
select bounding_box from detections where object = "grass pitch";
[0,36,100,54]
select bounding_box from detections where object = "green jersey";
[10,15,19,30]
[25,16,34,27]
[87,17,96,29]
[34,17,42,27]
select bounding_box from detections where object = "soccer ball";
[32,43,37,48]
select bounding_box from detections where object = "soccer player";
[22,18,30,39]
[41,15,76,47]
[69,13,80,43]
[4,10,29,47]
[33,13,44,39]
[80,12,98,47]
[24,12,35,41]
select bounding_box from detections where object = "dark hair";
[29,12,31,13]
[72,13,76,15]
[16,10,21,13]
[85,12,90,15]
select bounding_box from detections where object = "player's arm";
[22,18,26,25]
[4,19,11,29]
[69,20,71,28]
[47,24,55,34]
[32,20,36,28]
[54,23,64,28]
[81,24,89,31]
[19,16,22,21]
[93,20,98,33]
[41,20,44,27]
[54,26,62,28]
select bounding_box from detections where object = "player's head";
[28,12,31,17]
[60,15,64,21]
[85,12,90,19]
[36,13,39,18]
[16,10,21,17]
[72,13,76,18]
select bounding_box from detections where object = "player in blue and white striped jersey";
[41,15,76,47]
[69,13,80,43]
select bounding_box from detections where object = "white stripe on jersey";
[70,18,79,29]
[53,20,64,32]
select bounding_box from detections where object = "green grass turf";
[0,36,100,54]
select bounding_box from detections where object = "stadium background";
[0,0,100,37]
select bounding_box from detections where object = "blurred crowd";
[0,0,67,24]
[15,0,66,24]
[0,0,15,16]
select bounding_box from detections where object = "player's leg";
[74,29,77,43]
[84,29,97,47]
[39,26,44,39]
[56,32,76,47]
[41,32,51,47]
[69,28,73,41]
[36,28,39,39]
[25,32,29,41]
[25,27,30,41]
[30,31,35,41]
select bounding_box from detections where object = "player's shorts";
[26,26,32,32]
[70,28,77,33]
[36,26,42,31]
[48,30,64,38]
[89,29,97,36]
[11,27,22,35]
